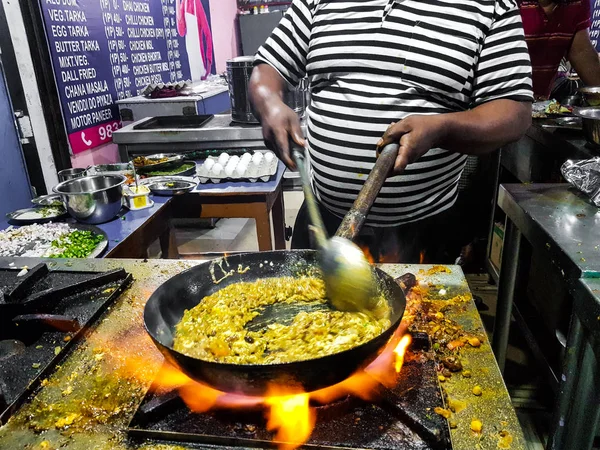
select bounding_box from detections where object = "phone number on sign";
[99,121,120,141]
[68,121,122,154]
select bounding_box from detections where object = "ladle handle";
[291,144,328,249]
[130,159,139,191]
[335,143,400,240]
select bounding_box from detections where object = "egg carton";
[196,152,278,183]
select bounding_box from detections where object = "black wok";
[144,249,406,396]
[144,144,403,396]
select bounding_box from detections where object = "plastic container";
[124,185,153,210]
[197,151,278,183]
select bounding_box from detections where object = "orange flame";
[419,250,426,264]
[265,388,315,450]
[394,335,412,373]
[362,246,377,264]
[357,241,406,264]
[101,323,413,450]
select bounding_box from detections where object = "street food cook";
[173,276,391,364]
[249,0,534,262]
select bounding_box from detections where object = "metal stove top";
[128,345,451,450]
[0,264,131,421]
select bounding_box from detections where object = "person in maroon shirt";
[518,0,600,98]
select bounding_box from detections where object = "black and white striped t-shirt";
[256,0,533,227]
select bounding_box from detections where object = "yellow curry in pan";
[173,277,391,365]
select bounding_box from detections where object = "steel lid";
[226,56,255,68]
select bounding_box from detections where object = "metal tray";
[133,154,185,173]
[75,224,108,258]
[147,180,197,196]
[90,163,132,173]
[31,194,63,207]
[133,115,213,130]
[6,207,68,225]
[141,161,196,178]
[541,116,583,131]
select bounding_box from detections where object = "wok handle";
[336,143,399,240]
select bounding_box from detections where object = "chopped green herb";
[32,363,41,369]
[37,206,65,218]
[49,230,104,259]
[35,345,43,349]
[54,346,61,355]
[145,163,195,177]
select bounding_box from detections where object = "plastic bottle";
[253,5,258,14]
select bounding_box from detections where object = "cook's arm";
[249,64,304,169]
[568,28,600,87]
[250,0,313,169]
[438,100,531,153]
[377,100,531,173]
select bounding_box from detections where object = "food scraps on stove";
[470,419,483,433]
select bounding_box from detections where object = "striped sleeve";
[470,0,534,106]
[254,0,314,87]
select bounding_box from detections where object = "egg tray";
[196,155,278,184]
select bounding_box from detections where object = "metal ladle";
[292,142,400,312]
[130,160,140,192]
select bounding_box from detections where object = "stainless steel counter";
[0,258,525,450]
[112,114,305,189]
[501,122,597,184]
[113,114,308,160]
[487,121,599,283]
[492,184,600,449]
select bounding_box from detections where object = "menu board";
[592,0,600,52]
[39,0,214,153]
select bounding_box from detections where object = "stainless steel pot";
[226,56,306,124]
[573,107,600,148]
[58,168,86,182]
[579,87,600,107]
[53,175,126,224]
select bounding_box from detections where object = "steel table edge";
[571,279,600,349]
[100,197,174,258]
[497,184,584,280]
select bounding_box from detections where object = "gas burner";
[128,349,450,450]
[0,265,132,422]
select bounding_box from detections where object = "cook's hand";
[260,99,305,169]
[376,115,448,176]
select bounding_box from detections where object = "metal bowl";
[578,87,600,107]
[147,179,197,196]
[560,95,582,107]
[573,107,600,148]
[53,175,126,224]
[91,163,132,173]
